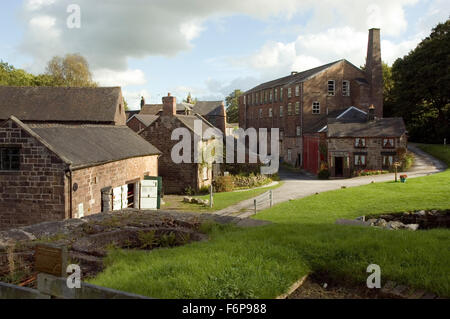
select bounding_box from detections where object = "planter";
[400,178,407,183]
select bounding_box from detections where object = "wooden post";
[254,199,257,215]
[270,190,273,208]
[394,162,400,183]
[209,184,213,208]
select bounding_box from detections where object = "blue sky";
[1,0,449,109]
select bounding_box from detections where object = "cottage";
[129,96,227,134]
[326,108,407,178]
[140,94,218,194]
[0,86,161,230]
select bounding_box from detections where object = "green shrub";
[159,232,177,248]
[138,230,157,249]
[318,169,330,180]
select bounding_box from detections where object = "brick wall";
[0,121,67,230]
[126,116,145,133]
[71,155,158,217]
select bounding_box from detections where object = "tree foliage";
[225,89,242,123]
[389,19,449,143]
[46,54,97,87]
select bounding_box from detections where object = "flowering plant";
[400,174,408,179]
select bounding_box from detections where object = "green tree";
[46,53,97,87]
[390,19,449,143]
[225,89,243,123]
[183,92,197,104]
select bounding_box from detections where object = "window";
[312,102,320,114]
[295,102,300,115]
[382,155,395,168]
[280,131,284,140]
[354,154,367,167]
[288,87,292,98]
[280,105,284,117]
[296,126,301,136]
[243,95,246,105]
[269,108,273,118]
[288,103,292,116]
[274,89,278,102]
[295,85,300,97]
[287,149,292,161]
[355,138,366,148]
[264,91,268,103]
[342,80,350,96]
[280,88,283,100]
[0,148,20,171]
[269,90,273,102]
[259,109,263,118]
[328,80,335,96]
[383,138,395,148]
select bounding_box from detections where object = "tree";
[390,19,449,143]
[225,89,243,123]
[183,92,197,104]
[46,53,97,87]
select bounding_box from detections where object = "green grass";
[416,143,450,166]
[90,145,450,298]
[180,183,283,212]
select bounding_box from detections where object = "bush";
[318,169,330,180]
[352,169,389,177]
[214,176,234,193]
[232,173,271,189]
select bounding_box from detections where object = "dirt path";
[215,145,447,218]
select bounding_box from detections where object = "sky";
[0,0,448,110]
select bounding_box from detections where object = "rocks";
[347,217,421,231]
[183,196,193,203]
[404,224,419,231]
[386,221,405,230]
[183,197,210,206]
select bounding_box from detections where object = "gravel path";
[215,144,447,218]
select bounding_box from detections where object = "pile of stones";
[360,217,419,231]
[183,197,210,206]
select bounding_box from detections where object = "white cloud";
[93,68,147,87]
[123,89,150,111]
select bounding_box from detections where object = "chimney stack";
[140,96,145,109]
[162,93,176,116]
[366,28,383,118]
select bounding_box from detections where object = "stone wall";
[0,121,67,230]
[327,135,407,177]
[140,116,212,194]
[70,156,158,218]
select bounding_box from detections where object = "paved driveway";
[215,144,446,217]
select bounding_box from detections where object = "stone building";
[140,94,219,194]
[238,28,384,167]
[129,97,227,134]
[326,108,407,178]
[0,87,161,230]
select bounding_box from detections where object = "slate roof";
[176,114,218,137]
[130,114,159,127]
[308,106,368,133]
[246,60,348,93]
[0,86,122,123]
[192,101,224,117]
[9,117,161,169]
[327,118,406,138]
[140,103,193,115]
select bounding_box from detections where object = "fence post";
[254,199,257,215]
[270,190,273,208]
[209,184,213,208]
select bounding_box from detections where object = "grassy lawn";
[163,182,283,213]
[90,145,450,298]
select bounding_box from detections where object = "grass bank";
[90,145,450,298]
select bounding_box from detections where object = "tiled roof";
[327,118,406,138]
[13,119,161,169]
[0,86,123,123]
[245,60,344,93]
[132,114,159,127]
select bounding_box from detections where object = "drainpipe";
[65,166,73,219]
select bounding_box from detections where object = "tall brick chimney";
[162,93,176,116]
[366,28,383,118]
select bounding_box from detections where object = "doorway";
[335,157,344,177]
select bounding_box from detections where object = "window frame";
[342,80,350,96]
[355,138,367,148]
[328,80,335,96]
[296,126,301,136]
[280,105,284,118]
[312,101,320,114]
[0,147,20,171]
[295,85,300,97]
[295,102,300,115]
[382,138,395,149]
[259,108,263,119]
[354,153,367,168]
[288,103,292,116]
[269,108,273,118]
[288,87,292,98]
